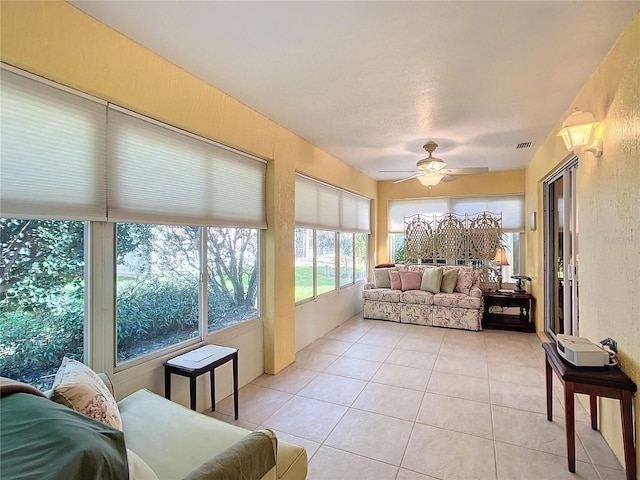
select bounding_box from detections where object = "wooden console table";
[482,290,535,332]
[542,342,636,479]
[164,344,239,419]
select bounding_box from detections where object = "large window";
[116,224,260,363]
[294,175,371,303]
[388,195,525,277]
[0,219,86,390]
[1,65,267,374]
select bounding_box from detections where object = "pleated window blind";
[295,174,370,233]
[1,64,267,229]
[107,106,267,228]
[0,65,108,221]
[388,195,524,233]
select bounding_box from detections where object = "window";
[354,233,368,282]
[295,228,314,302]
[116,224,200,363]
[339,233,354,287]
[388,195,525,273]
[294,175,371,302]
[316,230,336,295]
[116,224,261,363]
[207,227,259,333]
[0,219,86,390]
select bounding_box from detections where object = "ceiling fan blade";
[380,170,420,173]
[393,173,422,183]
[441,167,489,175]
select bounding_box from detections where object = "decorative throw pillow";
[440,268,459,293]
[50,357,123,430]
[399,270,422,291]
[454,268,475,295]
[372,267,395,288]
[389,270,402,290]
[421,267,443,294]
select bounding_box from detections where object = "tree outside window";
[0,219,85,390]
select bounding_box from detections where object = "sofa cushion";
[454,268,475,295]
[372,267,395,288]
[440,268,459,293]
[127,448,159,480]
[399,270,422,291]
[50,357,122,431]
[434,292,482,309]
[362,288,401,302]
[401,290,434,305]
[420,267,443,293]
[389,270,402,290]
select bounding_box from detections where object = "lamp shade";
[417,174,444,186]
[494,247,509,266]
[557,110,599,152]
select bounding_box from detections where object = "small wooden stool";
[542,342,636,479]
[164,344,238,419]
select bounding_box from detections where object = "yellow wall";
[525,12,640,466]
[376,170,525,264]
[0,0,377,373]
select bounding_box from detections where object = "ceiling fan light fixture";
[418,174,444,186]
[418,158,447,172]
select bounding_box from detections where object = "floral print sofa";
[362,264,483,331]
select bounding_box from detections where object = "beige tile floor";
[211,314,627,480]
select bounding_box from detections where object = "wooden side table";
[482,290,535,332]
[164,344,239,419]
[542,342,637,479]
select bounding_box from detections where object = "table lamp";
[494,247,509,290]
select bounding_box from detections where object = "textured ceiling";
[71,1,639,181]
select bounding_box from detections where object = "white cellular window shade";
[389,195,524,233]
[107,106,267,228]
[341,190,371,233]
[295,174,370,233]
[0,64,107,221]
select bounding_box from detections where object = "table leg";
[164,368,171,400]
[233,353,239,420]
[590,395,598,430]
[189,375,197,411]
[564,382,576,473]
[545,357,553,421]
[620,391,636,480]
[210,368,216,412]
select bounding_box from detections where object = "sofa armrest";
[364,282,375,290]
[181,429,277,480]
[470,286,483,299]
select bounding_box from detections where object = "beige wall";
[376,170,526,264]
[525,12,640,466]
[0,1,377,374]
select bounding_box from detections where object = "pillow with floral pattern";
[50,357,122,430]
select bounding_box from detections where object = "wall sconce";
[417,174,444,187]
[557,109,603,157]
[494,247,510,290]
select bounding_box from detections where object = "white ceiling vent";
[514,141,535,150]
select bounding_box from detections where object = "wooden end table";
[482,290,535,332]
[164,344,239,419]
[542,342,636,479]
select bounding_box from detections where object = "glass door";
[544,158,579,339]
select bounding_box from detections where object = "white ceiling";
[71,1,639,181]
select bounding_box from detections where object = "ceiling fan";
[382,141,488,185]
